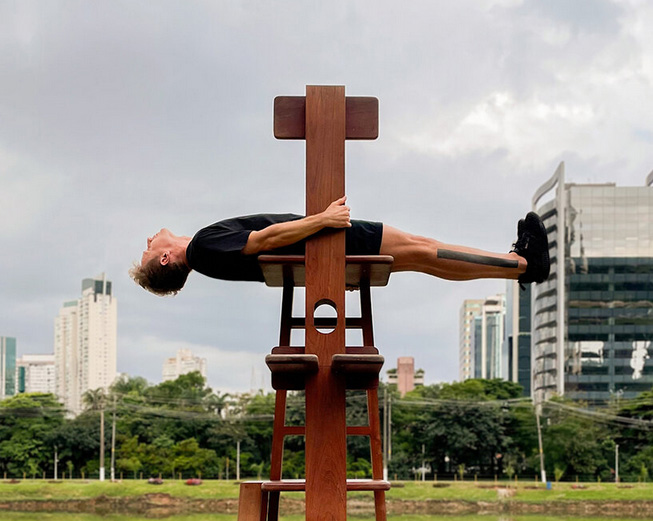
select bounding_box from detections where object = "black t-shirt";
[186,214,383,282]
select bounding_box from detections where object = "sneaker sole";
[525,212,550,282]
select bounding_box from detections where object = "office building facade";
[386,357,425,396]
[531,163,653,403]
[505,282,532,396]
[0,337,17,399]
[54,274,117,414]
[16,354,56,394]
[162,348,207,382]
[472,295,506,380]
[459,300,483,380]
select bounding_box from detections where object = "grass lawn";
[1,479,653,503]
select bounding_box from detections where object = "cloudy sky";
[2,0,652,394]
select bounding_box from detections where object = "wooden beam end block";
[274,96,305,139]
[345,97,379,140]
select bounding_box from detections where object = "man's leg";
[380,225,526,281]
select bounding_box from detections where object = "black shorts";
[272,219,383,256]
[346,220,384,255]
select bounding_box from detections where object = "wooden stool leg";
[269,282,293,521]
[361,280,387,520]
[267,492,280,521]
[268,389,288,521]
[367,388,387,521]
[238,481,268,521]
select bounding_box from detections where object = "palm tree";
[82,388,105,411]
[82,388,106,480]
[204,392,228,416]
[110,375,149,398]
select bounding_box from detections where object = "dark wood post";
[274,85,378,520]
[304,85,348,520]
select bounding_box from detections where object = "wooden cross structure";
[238,85,391,520]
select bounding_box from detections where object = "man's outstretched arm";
[241,196,351,255]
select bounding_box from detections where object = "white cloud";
[403,92,597,165]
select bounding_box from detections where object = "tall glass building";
[0,336,17,399]
[472,295,506,379]
[459,299,483,381]
[505,283,531,396]
[531,163,653,404]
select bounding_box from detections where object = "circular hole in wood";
[313,299,338,335]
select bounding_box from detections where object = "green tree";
[390,380,521,478]
[172,438,220,478]
[542,400,611,480]
[0,393,65,478]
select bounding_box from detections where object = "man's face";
[141,228,175,266]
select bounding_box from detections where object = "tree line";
[1,373,652,482]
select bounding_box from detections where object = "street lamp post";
[421,444,426,482]
[615,444,620,484]
[54,447,58,480]
[99,406,105,481]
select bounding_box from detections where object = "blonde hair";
[129,258,190,296]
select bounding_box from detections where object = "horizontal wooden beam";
[274,96,378,140]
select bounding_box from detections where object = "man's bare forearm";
[242,196,351,255]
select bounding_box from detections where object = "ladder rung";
[277,426,369,436]
[261,479,391,492]
[280,426,305,436]
[347,426,371,436]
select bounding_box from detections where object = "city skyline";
[6,167,653,397]
[2,1,653,394]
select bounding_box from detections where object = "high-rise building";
[16,354,56,394]
[472,295,506,380]
[459,300,483,380]
[386,357,424,396]
[54,301,79,412]
[505,283,532,396]
[54,274,117,414]
[531,163,653,404]
[162,348,207,382]
[0,337,17,399]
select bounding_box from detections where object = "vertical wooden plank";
[237,482,266,521]
[304,85,347,521]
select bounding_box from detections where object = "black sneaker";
[510,212,550,286]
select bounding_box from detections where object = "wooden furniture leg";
[360,278,386,521]
[268,281,294,521]
[368,389,387,520]
[238,481,268,521]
